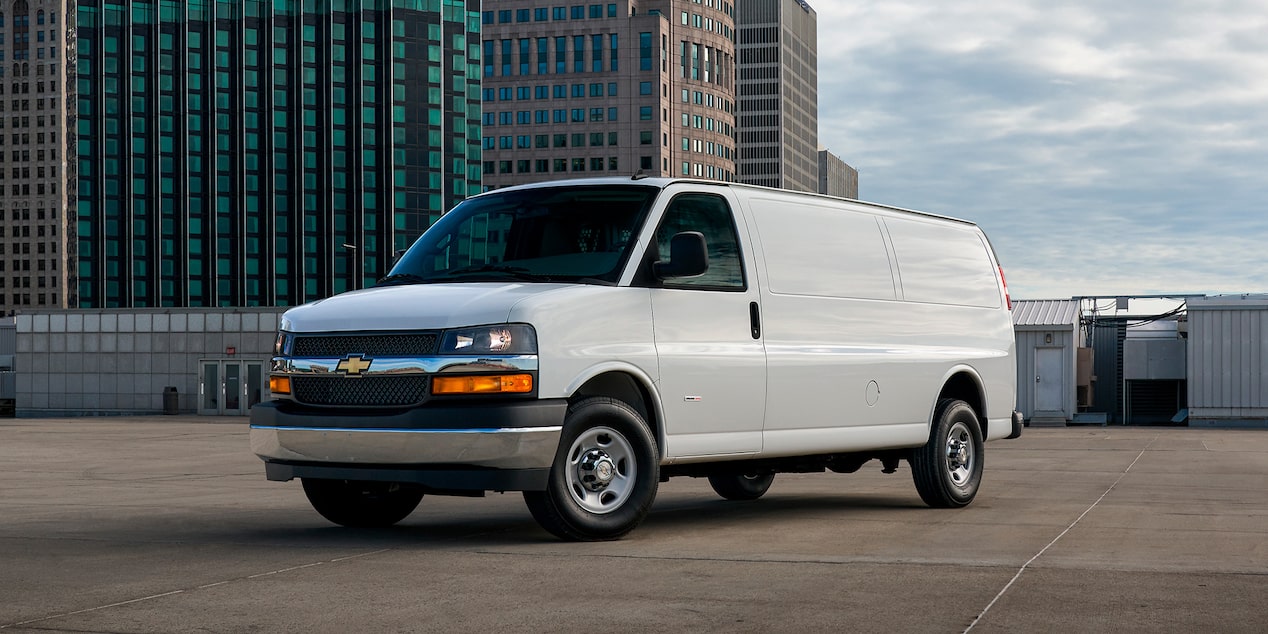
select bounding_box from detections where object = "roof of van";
[475,177,979,227]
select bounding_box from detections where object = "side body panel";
[734,189,1015,456]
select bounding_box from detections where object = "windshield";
[383,185,659,285]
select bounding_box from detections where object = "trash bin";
[163,386,179,415]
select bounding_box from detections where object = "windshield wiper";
[440,264,553,282]
[375,272,430,287]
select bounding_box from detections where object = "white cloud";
[816,0,1268,299]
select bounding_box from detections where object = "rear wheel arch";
[936,368,988,438]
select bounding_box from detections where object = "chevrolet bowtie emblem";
[336,355,373,375]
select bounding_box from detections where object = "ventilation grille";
[292,376,430,408]
[292,333,438,358]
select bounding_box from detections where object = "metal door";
[199,360,266,416]
[198,361,220,415]
[1035,347,1065,414]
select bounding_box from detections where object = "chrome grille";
[292,333,438,357]
[292,376,430,408]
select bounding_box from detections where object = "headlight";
[439,324,537,355]
[273,332,291,356]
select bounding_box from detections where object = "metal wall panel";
[1014,328,1077,419]
[1090,319,1126,423]
[1188,304,1268,417]
[0,324,15,356]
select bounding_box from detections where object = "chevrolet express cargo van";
[250,177,1022,541]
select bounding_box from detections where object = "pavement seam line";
[0,549,393,630]
[963,434,1158,633]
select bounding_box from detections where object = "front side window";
[652,194,744,289]
[385,186,658,285]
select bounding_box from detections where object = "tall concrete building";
[735,0,817,192]
[73,0,482,308]
[817,148,857,199]
[0,0,74,314]
[479,0,738,189]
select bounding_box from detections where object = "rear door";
[636,187,766,458]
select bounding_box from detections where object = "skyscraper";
[74,0,481,308]
[736,0,817,192]
[478,0,738,189]
[0,0,74,314]
[818,148,857,199]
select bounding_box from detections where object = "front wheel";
[301,479,423,528]
[524,397,659,541]
[708,472,775,501]
[910,399,984,508]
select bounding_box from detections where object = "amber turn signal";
[432,374,533,395]
[269,376,292,395]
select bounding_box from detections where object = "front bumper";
[249,399,567,491]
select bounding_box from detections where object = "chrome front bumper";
[249,399,567,490]
[250,424,562,470]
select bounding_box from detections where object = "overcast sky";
[813,1,1268,299]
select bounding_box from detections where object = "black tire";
[911,399,984,508]
[523,397,659,541]
[301,479,423,528]
[707,472,775,501]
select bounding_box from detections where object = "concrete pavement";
[1,418,1266,632]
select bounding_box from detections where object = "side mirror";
[653,231,709,279]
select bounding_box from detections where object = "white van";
[250,177,1022,541]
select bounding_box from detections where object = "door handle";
[749,302,761,339]
[1036,375,1041,383]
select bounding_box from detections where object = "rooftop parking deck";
[1,420,1265,632]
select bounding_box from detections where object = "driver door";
[641,189,766,458]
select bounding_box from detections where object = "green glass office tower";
[75,0,481,307]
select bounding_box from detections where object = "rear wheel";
[524,397,659,541]
[707,472,775,501]
[910,399,984,508]
[301,479,423,528]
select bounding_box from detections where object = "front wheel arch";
[523,396,660,541]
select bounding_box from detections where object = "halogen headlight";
[439,324,537,355]
[273,331,291,356]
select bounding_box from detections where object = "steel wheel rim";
[565,426,636,514]
[944,421,975,487]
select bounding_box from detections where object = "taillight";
[999,266,1012,310]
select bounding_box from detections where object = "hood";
[280,283,578,333]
